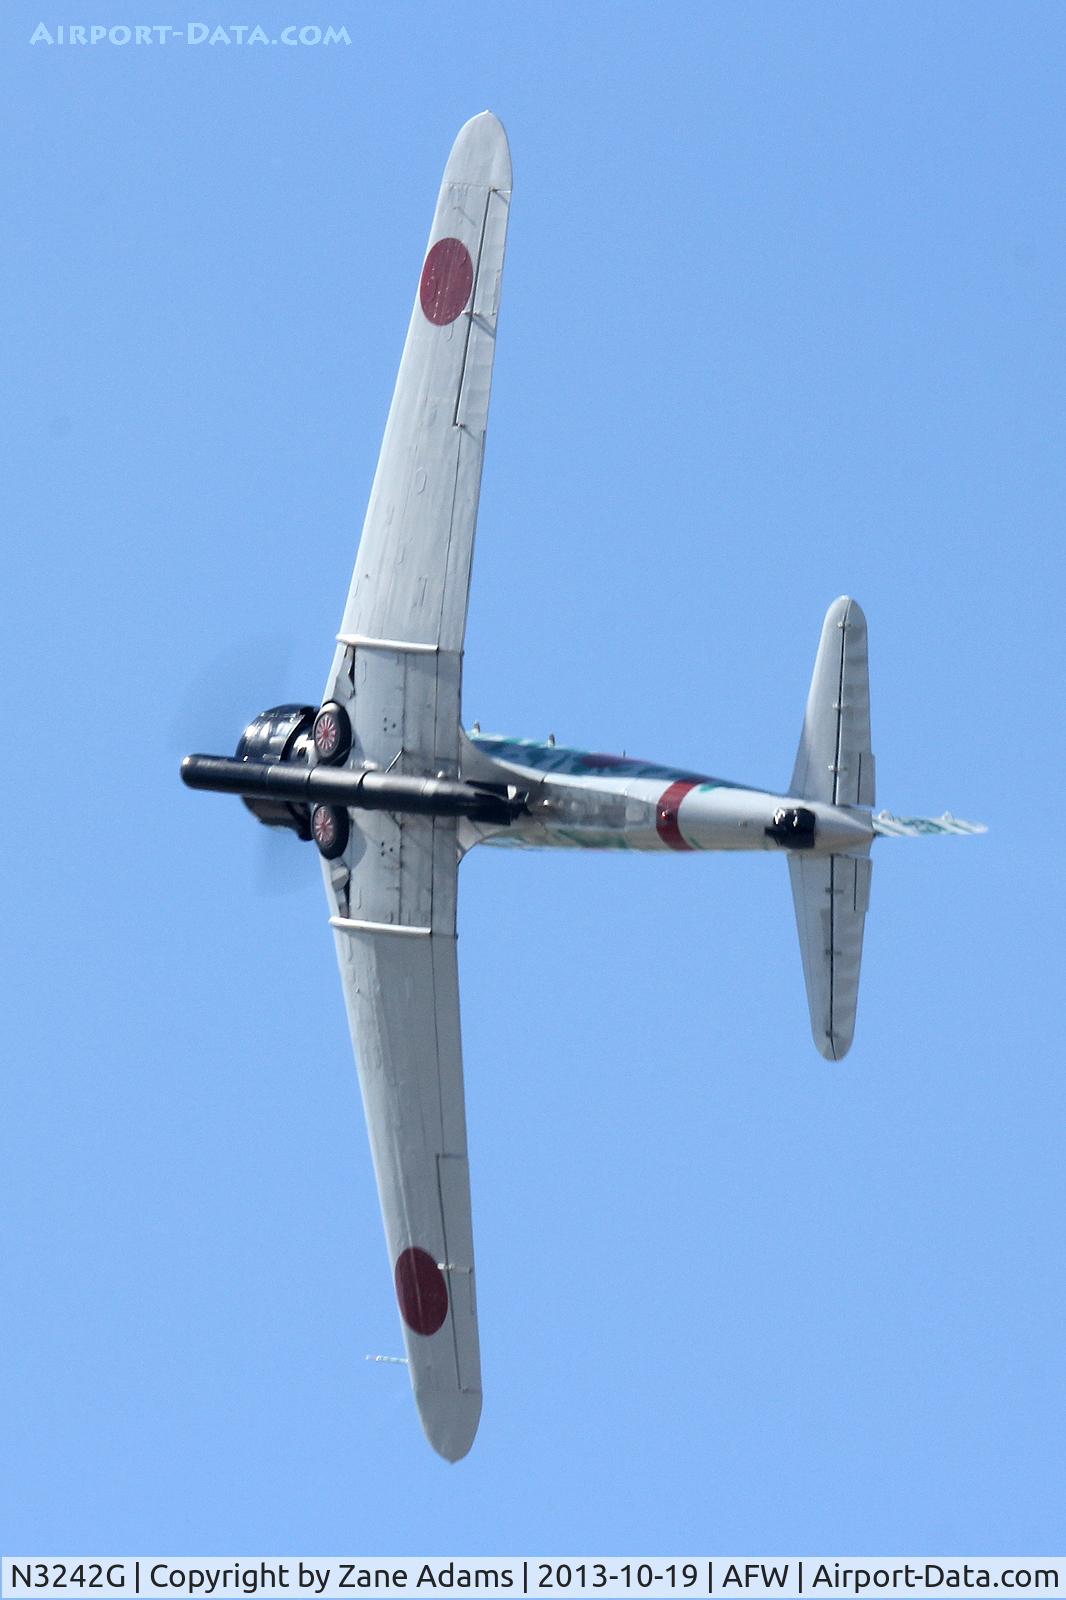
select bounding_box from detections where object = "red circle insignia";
[394,1245,449,1335]
[419,237,474,326]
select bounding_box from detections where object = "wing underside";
[319,113,511,1460]
[326,111,511,690]
[324,836,481,1460]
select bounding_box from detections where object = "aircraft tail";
[789,596,875,808]
[789,852,871,1061]
[788,597,874,1061]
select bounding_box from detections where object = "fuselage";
[464,734,873,855]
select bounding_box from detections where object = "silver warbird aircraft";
[182,113,984,1460]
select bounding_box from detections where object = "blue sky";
[3,0,1065,1557]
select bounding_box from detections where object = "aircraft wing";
[325,109,512,721]
[318,113,511,1461]
[322,817,479,1461]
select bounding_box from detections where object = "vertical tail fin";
[789,597,874,1061]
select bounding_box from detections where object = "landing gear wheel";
[311,803,349,860]
[313,702,352,765]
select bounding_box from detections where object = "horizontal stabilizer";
[789,852,872,1061]
[790,596,874,807]
[872,811,987,838]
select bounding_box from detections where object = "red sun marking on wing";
[394,1246,449,1335]
[419,237,474,325]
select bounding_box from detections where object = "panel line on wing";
[828,855,837,1045]
[453,188,494,428]
[432,439,468,649]
[825,612,847,806]
[435,1153,467,1391]
[429,916,447,1144]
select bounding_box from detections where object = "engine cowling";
[235,704,316,837]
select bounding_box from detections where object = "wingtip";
[826,594,866,629]
[816,1036,851,1062]
[816,1031,853,1062]
[417,1385,482,1462]
[445,112,512,191]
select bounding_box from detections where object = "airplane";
[181,112,985,1461]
